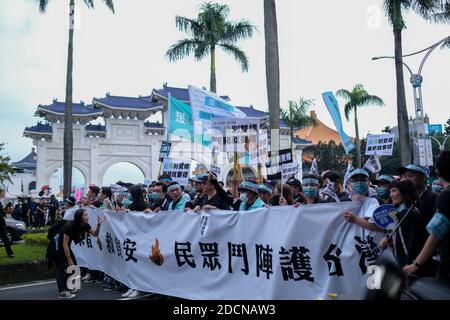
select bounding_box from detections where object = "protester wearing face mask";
[399,164,437,224]
[432,179,444,194]
[301,174,323,205]
[165,182,194,211]
[342,169,382,232]
[149,182,169,212]
[373,175,394,205]
[234,179,265,211]
[258,182,275,205]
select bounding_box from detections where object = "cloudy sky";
[0,0,449,184]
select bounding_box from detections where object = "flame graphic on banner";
[149,238,164,266]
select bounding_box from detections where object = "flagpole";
[159,93,172,178]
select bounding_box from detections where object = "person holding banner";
[193,173,230,211]
[342,169,382,232]
[127,185,149,212]
[149,182,170,212]
[55,208,105,299]
[165,182,194,211]
[403,150,450,281]
[373,175,394,205]
[296,174,324,205]
[382,180,436,278]
[87,185,103,208]
[234,179,265,211]
[100,187,114,210]
[191,174,208,208]
[399,164,437,225]
[286,178,304,204]
[258,182,275,205]
[277,184,294,206]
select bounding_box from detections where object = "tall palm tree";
[382,0,447,165]
[280,98,318,151]
[264,0,281,160]
[38,0,115,198]
[337,84,385,168]
[166,2,255,93]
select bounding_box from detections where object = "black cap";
[286,178,302,188]
[64,196,76,206]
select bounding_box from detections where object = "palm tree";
[336,84,385,168]
[166,2,255,93]
[280,98,318,151]
[264,0,281,160]
[38,0,114,198]
[382,0,447,165]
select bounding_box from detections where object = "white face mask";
[240,192,249,203]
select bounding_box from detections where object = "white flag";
[364,153,381,174]
[343,160,354,191]
[309,158,319,176]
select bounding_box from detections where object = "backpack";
[45,219,69,270]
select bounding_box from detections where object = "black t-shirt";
[203,193,230,210]
[193,194,208,208]
[59,221,92,249]
[436,188,450,279]
[90,200,103,208]
[394,206,435,277]
[417,189,438,224]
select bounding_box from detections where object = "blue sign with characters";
[373,204,397,229]
[428,124,443,135]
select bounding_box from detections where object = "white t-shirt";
[356,197,380,220]
[63,207,77,221]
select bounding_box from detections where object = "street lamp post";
[429,134,450,151]
[372,36,450,139]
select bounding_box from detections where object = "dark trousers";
[55,251,76,293]
[0,221,13,256]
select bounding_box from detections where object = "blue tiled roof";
[37,100,101,116]
[85,124,106,132]
[152,85,230,102]
[144,121,164,128]
[24,122,52,134]
[93,94,162,110]
[292,136,313,145]
[12,150,37,170]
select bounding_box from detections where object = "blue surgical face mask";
[123,198,132,209]
[148,193,160,201]
[240,192,249,203]
[351,181,368,196]
[377,187,390,199]
[432,185,443,193]
[303,187,318,199]
[397,203,407,212]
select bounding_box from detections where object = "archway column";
[90,144,99,186]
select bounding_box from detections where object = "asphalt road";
[0,279,171,300]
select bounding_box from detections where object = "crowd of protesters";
[3,150,449,299]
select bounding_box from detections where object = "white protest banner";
[413,138,433,167]
[211,117,260,153]
[364,153,381,174]
[365,134,395,156]
[188,85,246,148]
[159,142,172,162]
[161,158,191,186]
[209,163,222,177]
[73,203,382,300]
[281,162,300,183]
[310,158,319,176]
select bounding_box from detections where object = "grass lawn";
[0,244,46,265]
